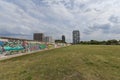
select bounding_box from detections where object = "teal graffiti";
[0,40,47,55]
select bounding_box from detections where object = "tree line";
[80,39,120,45]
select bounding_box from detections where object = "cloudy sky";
[0,0,120,42]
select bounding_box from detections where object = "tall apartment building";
[73,30,80,44]
[62,35,65,43]
[33,33,44,42]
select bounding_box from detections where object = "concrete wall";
[0,38,69,56]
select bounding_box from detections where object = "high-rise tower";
[73,30,80,44]
[62,35,65,43]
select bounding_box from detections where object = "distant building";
[33,33,44,42]
[73,30,80,44]
[44,36,53,43]
[62,35,66,43]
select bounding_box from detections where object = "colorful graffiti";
[0,39,46,55]
[0,38,69,57]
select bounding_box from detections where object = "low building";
[44,36,53,43]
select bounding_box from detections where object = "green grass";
[0,45,120,80]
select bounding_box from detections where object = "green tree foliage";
[80,39,120,45]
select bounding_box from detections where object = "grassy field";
[0,45,120,80]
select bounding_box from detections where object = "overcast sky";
[0,0,120,42]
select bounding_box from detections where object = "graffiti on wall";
[0,39,46,55]
[0,38,69,56]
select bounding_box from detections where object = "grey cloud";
[1,0,120,42]
[84,23,120,36]
[109,15,120,24]
[84,23,111,34]
[110,24,120,34]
